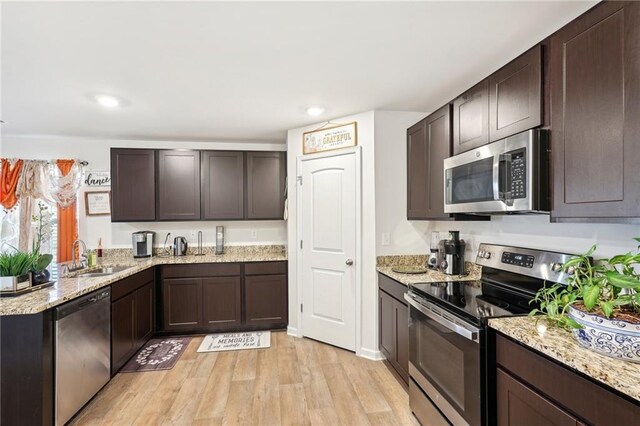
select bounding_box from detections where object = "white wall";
[374,110,429,255]
[374,130,640,260]
[1,135,287,249]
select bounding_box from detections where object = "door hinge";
[300,240,303,249]
[297,175,303,185]
[301,303,303,312]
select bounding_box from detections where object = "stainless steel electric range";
[405,243,575,426]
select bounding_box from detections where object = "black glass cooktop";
[408,278,532,326]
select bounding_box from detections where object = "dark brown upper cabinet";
[157,150,201,221]
[489,45,543,142]
[407,120,428,219]
[201,151,244,220]
[246,151,286,220]
[550,1,640,222]
[110,149,156,222]
[407,105,452,220]
[453,79,490,155]
[111,148,285,222]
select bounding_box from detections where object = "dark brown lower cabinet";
[493,332,640,425]
[111,295,135,372]
[160,261,287,333]
[202,277,242,328]
[378,273,409,384]
[0,311,54,426]
[379,290,397,363]
[162,278,202,331]
[497,369,578,426]
[111,270,155,374]
[245,274,287,328]
[135,282,154,347]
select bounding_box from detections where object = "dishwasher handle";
[55,288,111,320]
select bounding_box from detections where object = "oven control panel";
[475,243,576,285]
[501,251,534,268]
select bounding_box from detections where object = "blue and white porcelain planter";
[568,305,640,363]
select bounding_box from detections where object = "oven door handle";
[404,293,480,344]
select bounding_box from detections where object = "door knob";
[346,259,354,266]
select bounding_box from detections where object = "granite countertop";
[0,246,287,316]
[489,316,640,403]
[377,262,481,286]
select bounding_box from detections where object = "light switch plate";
[251,230,258,239]
[382,232,391,246]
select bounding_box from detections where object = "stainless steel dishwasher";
[55,288,111,425]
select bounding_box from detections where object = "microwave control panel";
[510,149,526,199]
[501,251,535,268]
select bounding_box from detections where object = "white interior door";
[300,152,357,351]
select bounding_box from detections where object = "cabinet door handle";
[345,259,354,266]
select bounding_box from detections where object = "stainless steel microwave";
[443,129,549,214]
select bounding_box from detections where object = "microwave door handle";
[499,154,514,206]
[404,294,480,343]
[492,154,500,201]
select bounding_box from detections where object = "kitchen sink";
[75,266,132,278]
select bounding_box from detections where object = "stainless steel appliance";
[173,236,188,256]
[441,231,466,275]
[215,226,225,255]
[195,231,205,256]
[443,129,549,214]
[427,231,440,270]
[55,288,111,425]
[132,231,154,258]
[406,243,573,425]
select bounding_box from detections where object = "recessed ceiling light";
[94,94,122,108]
[306,106,325,116]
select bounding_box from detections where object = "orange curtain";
[56,160,78,263]
[0,159,24,210]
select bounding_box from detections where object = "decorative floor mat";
[197,331,271,353]
[120,337,191,372]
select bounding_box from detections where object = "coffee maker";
[440,231,466,275]
[132,231,155,258]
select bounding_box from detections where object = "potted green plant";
[530,237,640,362]
[0,250,38,292]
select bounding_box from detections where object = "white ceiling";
[1,1,596,143]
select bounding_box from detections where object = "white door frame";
[295,146,363,355]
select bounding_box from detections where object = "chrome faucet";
[68,239,88,272]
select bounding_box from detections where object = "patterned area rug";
[197,331,271,353]
[120,337,191,372]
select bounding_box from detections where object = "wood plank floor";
[70,332,418,426]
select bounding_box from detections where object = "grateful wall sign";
[303,122,358,154]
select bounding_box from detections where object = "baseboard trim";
[357,347,384,361]
[286,325,301,337]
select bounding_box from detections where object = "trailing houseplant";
[530,238,640,362]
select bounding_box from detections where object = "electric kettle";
[173,237,188,256]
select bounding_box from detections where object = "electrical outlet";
[250,230,257,239]
[382,232,391,246]
[189,230,196,239]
